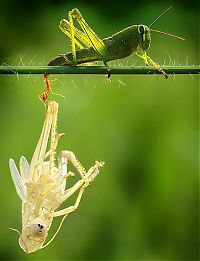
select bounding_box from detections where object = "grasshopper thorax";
[137,24,151,51]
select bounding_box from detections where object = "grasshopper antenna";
[8,227,21,236]
[150,29,185,40]
[41,214,68,249]
[149,6,185,40]
[149,6,173,28]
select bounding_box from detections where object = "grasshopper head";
[19,218,48,253]
[138,25,151,51]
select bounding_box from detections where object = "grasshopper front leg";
[53,186,85,217]
[135,50,168,79]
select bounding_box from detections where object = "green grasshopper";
[48,6,184,78]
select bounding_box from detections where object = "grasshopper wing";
[9,159,27,201]
[20,156,30,182]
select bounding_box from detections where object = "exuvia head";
[19,218,48,253]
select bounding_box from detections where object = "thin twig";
[0,66,199,75]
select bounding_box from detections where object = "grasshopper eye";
[139,25,145,42]
[26,223,47,238]
[37,224,44,230]
[35,223,46,236]
[139,25,145,34]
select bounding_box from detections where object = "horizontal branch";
[0,65,199,75]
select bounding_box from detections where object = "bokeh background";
[0,0,199,260]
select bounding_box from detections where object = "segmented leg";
[40,152,79,197]
[55,150,86,193]
[60,150,86,178]
[135,50,168,79]
[35,133,64,168]
[53,186,85,217]
[53,161,104,217]
[64,8,107,64]
[60,19,90,48]
[68,9,77,64]
[29,101,59,179]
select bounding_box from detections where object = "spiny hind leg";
[53,160,104,217]
[135,50,168,79]
[60,19,90,49]
[60,150,87,178]
[36,133,64,167]
[57,160,104,205]
[68,9,107,61]
[58,150,104,187]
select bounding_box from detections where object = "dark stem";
[0,66,199,75]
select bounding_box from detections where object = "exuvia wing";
[19,156,30,181]
[9,159,27,201]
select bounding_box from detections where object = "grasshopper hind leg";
[62,8,107,64]
[48,8,108,66]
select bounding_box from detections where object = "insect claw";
[164,73,169,79]
[84,160,104,185]
[67,171,75,177]
[57,133,65,140]
[94,161,105,168]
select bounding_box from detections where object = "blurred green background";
[0,0,199,260]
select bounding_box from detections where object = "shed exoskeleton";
[9,101,104,253]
